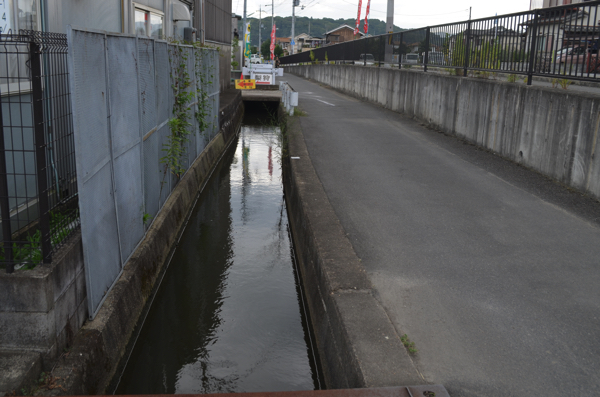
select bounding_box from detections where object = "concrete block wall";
[0,233,87,364]
[286,65,600,201]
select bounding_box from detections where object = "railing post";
[424,27,430,72]
[527,11,540,85]
[380,35,385,67]
[0,96,14,273]
[399,32,403,69]
[464,21,472,77]
[30,40,52,264]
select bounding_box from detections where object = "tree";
[274,45,283,58]
[261,39,271,58]
[418,39,428,55]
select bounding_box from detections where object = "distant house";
[530,0,595,9]
[449,26,523,54]
[524,2,600,53]
[324,25,364,45]
[275,37,292,53]
[294,33,325,52]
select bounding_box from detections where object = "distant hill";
[239,16,426,47]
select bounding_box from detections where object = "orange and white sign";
[235,79,256,89]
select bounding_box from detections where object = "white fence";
[67,28,220,318]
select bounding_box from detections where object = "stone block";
[0,267,52,313]
[0,311,55,350]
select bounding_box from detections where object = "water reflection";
[115,124,317,394]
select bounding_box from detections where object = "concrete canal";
[113,104,321,394]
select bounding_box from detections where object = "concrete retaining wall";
[286,65,600,202]
[0,234,86,363]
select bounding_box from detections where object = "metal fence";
[0,31,79,273]
[67,28,220,319]
[281,1,600,84]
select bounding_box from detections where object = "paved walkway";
[282,74,600,397]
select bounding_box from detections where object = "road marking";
[315,98,336,106]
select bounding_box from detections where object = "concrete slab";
[241,90,282,102]
[0,350,42,396]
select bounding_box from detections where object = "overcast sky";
[233,0,532,30]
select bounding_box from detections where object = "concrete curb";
[38,92,244,396]
[282,113,424,389]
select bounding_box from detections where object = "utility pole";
[259,5,262,56]
[291,0,298,55]
[469,7,472,20]
[385,0,394,63]
[243,0,247,62]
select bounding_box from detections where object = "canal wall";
[285,65,600,202]
[282,111,424,389]
[36,90,244,395]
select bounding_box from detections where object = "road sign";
[254,73,273,85]
[235,79,256,89]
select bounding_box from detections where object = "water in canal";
[114,105,321,394]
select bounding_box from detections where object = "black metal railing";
[0,31,79,273]
[281,1,600,84]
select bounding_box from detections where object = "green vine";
[162,44,194,178]
[159,41,216,205]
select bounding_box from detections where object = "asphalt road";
[281,74,600,397]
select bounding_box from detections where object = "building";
[525,0,599,53]
[449,26,523,54]
[0,1,232,89]
[324,25,364,46]
[530,0,596,9]
[275,37,292,54]
[293,33,325,53]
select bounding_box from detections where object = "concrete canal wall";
[285,65,600,202]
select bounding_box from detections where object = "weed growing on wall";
[0,209,78,270]
[163,44,194,178]
[160,42,216,202]
[194,47,215,142]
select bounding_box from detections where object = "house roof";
[276,37,291,43]
[324,24,364,36]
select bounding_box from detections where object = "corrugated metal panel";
[203,0,232,44]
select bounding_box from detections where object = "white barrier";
[279,81,299,116]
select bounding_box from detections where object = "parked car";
[403,53,419,64]
[250,54,262,64]
[558,45,598,64]
[426,51,447,65]
[555,47,572,62]
[357,53,375,65]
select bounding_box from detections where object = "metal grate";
[0,30,79,273]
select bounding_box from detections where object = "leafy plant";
[552,75,570,89]
[162,44,194,178]
[309,50,315,64]
[12,231,42,270]
[231,37,240,69]
[325,51,329,63]
[507,73,518,83]
[401,334,418,354]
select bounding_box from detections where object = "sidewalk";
[282,73,600,397]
